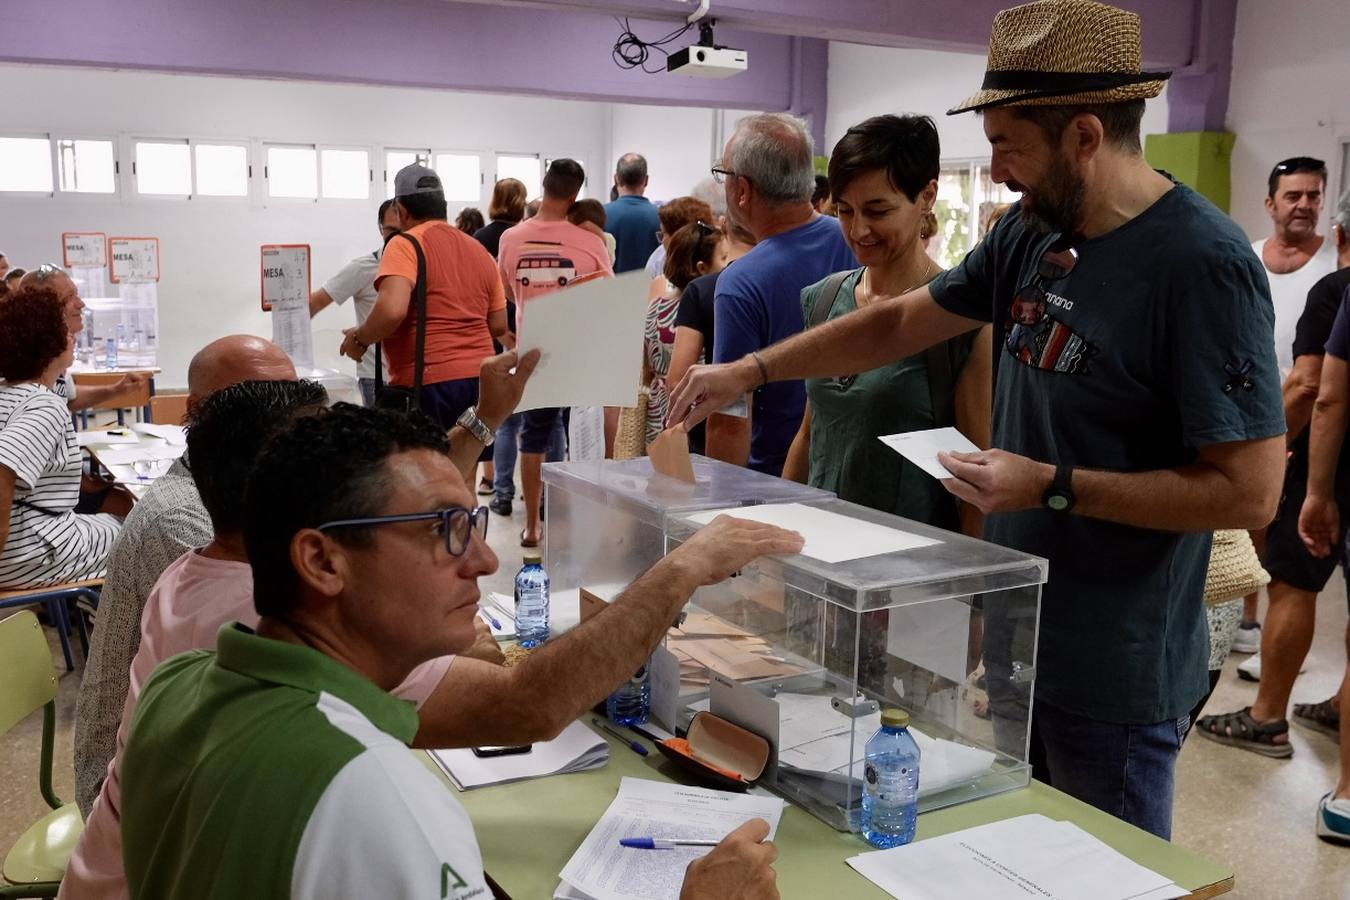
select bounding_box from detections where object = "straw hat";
[949,0,1171,115]
[1204,530,1270,607]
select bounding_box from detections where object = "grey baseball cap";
[393,163,443,198]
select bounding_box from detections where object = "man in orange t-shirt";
[340,164,508,439]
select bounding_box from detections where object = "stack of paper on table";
[93,445,185,466]
[667,610,803,688]
[429,719,608,790]
[847,813,1187,900]
[129,422,187,445]
[76,430,140,448]
[555,777,784,900]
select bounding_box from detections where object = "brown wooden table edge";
[1185,875,1235,899]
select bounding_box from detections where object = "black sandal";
[1293,698,1341,739]
[1195,707,1293,758]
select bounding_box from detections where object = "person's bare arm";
[308,288,335,318]
[781,404,811,484]
[667,327,705,394]
[68,374,148,412]
[487,308,508,343]
[1299,354,1350,556]
[445,350,540,485]
[952,326,994,537]
[939,435,1285,532]
[411,515,804,747]
[668,289,982,431]
[1283,353,1323,443]
[705,410,750,467]
[341,277,412,361]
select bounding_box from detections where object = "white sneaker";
[1231,624,1262,654]
[1236,652,1308,683]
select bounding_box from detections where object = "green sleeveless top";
[800,268,973,530]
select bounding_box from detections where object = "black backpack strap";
[926,340,957,428]
[377,231,429,405]
[805,268,860,330]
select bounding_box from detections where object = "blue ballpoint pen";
[619,837,720,850]
[477,605,502,631]
[591,717,649,757]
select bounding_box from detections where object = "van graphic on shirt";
[514,244,576,291]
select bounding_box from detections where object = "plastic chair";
[0,610,84,898]
[0,581,102,673]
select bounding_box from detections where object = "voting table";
[422,728,1233,900]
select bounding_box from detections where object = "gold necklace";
[858,256,934,308]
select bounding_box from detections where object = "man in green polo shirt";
[120,404,799,899]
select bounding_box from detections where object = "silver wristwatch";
[456,406,495,447]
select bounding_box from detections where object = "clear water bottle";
[862,708,921,848]
[104,336,119,370]
[514,552,549,649]
[606,659,651,726]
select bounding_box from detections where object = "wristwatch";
[456,406,495,448]
[1042,463,1075,513]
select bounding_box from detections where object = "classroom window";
[194,143,249,196]
[497,154,541,200]
[434,153,481,202]
[321,148,370,199]
[0,136,54,192]
[56,139,116,194]
[267,145,318,199]
[928,160,1022,269]
[135,140,192,195]
[385,149,431,198]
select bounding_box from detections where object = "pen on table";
[591,717,649,757]
[476,605,502,631]
[619,837,719,850]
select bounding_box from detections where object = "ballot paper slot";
[665,497,1045,831]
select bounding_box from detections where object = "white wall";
[1226,0,1350,239]
[826,43,1170,162]
[0,64,732,388]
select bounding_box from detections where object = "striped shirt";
[0,382,119,588]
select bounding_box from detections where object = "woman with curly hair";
[0,285,126,588]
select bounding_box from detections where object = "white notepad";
[429,719,608,790]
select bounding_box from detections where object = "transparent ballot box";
[663,498,1046,832]
[80,296,159,368]
[541,456,832,627]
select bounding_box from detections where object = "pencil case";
[654,712,770,792]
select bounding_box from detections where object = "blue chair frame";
[0,584,100,672]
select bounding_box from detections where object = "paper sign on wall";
[109,237,160,283]
[62,232,107,268]
[261,244,313,371]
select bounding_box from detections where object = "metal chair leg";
[46,599,75,672]
[70,594,91,660]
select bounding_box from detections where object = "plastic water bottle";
[514,552,549,648]
[104,336,119,370]
[862,708,921,848]
[606,659,651,726]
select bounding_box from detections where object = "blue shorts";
[416,377,491,462]
[520,407,570,454]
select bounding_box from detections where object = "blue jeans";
[1030,698,1188,840]
[358,378,377,408]
[492,412,566,501]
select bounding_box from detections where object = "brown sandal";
[1293,698,1341,738]
[1195,707,1293,758]
[520,528,541,549]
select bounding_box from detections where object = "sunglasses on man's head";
[1008,235,1079,329]
[1273,157,1326,173]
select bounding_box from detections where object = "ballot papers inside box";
[541,456,831,632]
[664,498,1047,833]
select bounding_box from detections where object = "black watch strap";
[1042,463,1075,513]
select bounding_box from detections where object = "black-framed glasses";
[710,166,741,185]
[318,505,489,557]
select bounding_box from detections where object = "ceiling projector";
[667,18,747,78]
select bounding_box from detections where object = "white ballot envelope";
[878,427,981,480]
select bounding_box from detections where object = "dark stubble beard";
[1019,150,1087,237]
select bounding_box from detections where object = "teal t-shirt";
[928,182,1285,724]
[800,267,970,530]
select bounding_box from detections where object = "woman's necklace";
[856,256,934,308]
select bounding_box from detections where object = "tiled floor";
[3,491,1349,898]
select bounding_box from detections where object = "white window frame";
[188,138,254,202]
[433,148,489,211]
[318,144,373,201]
[495,152,542,202]
[382,147,433,199]
[53,134,120,199]
[130,136,194,200]
[0,132,57,197]
[263,142,321,203]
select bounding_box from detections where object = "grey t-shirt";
[929,182,1285,724]
[323,251,382,381]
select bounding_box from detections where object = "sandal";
[1195,707,1293,758]
[520,527,541,549]
[477,478,494,496]
[1293,698,1341,739]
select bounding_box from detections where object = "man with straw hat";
[667,0,1287,838]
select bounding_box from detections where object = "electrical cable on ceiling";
[611,17,696,74]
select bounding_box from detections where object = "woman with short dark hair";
[783,114,993,534]
[0,285,125,588]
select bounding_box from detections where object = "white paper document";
[557,776,784,900]
[76,430,140,447]
[93,445,185,466]
[685,503,939,563]
[479,592,517,639]
[885,598,972,685]
[129,422,187,446]
[516,271,651,412]
[847,814,1187,900]
[429,719,608,790]
[878,427,981,480]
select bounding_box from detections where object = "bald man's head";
[187,336,297,403]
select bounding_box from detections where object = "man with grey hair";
[706,112,855,475]
[604,152,661,273]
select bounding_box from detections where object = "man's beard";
[1018,154,1087,237]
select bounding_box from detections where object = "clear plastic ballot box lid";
[662,497,1048,831]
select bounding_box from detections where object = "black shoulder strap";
[374,231,429,404]
[926,340,957,428]
[806,268,859,330]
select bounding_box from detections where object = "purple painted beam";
[1164,0,1236,133]
[0,0,816,113]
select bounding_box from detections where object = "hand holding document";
[516,271,652,412]
[685,502,938,563]
[878,427,981,480]
[847,813,1187,900]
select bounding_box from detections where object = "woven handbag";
[612,387,650,461]
[1203,529,1270,606]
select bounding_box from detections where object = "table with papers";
[421,724,1234,900]
[79,422,185,498]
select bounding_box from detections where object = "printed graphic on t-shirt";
[513,242,577,297]
[1004,283,1097,375]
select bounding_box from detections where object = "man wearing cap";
[667,0,1285,838]
[340,164,508,447]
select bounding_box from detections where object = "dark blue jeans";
[1030,698,1188,840]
